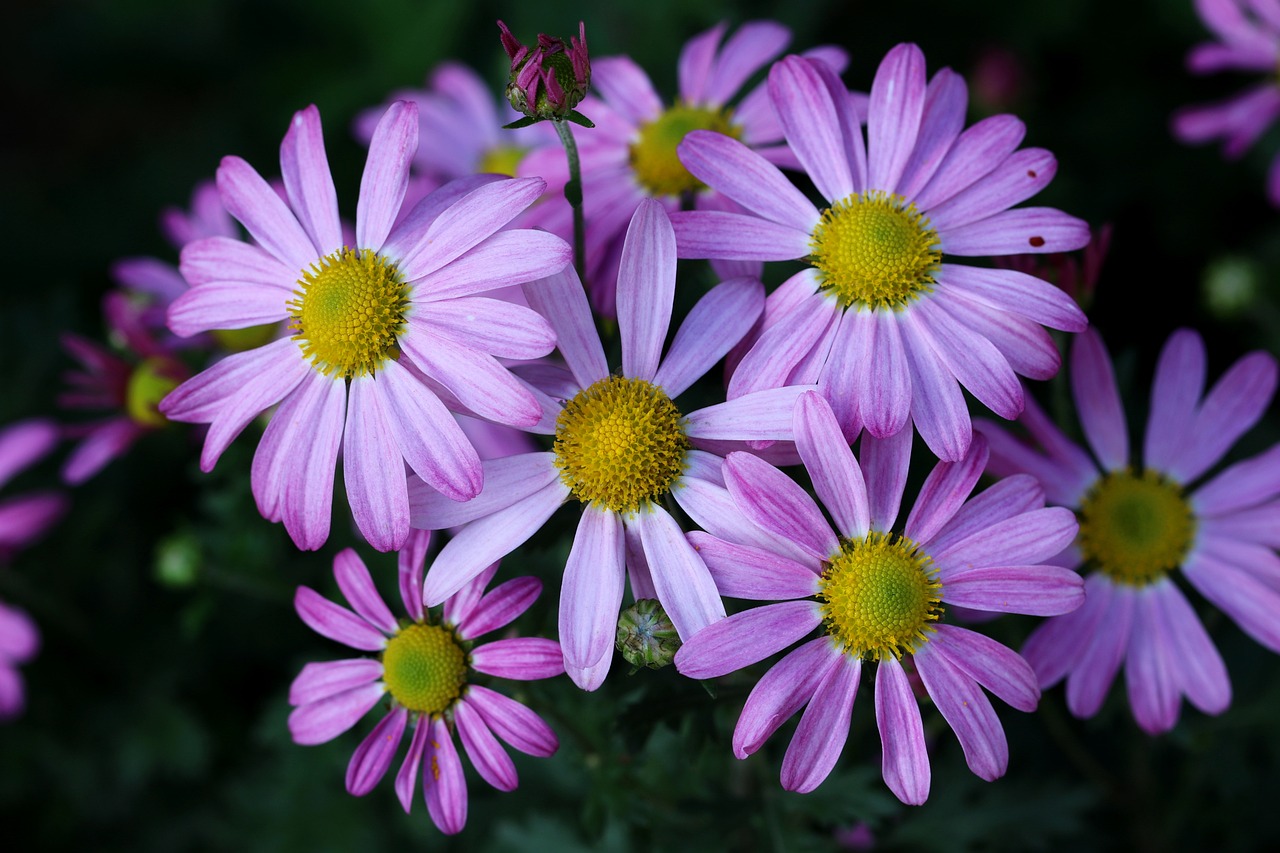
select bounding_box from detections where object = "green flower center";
[287,247,408,378]
[809,191,942,310]
[381,623,468,716]
[212,323,280,354]
[1078,470,1196,586]
[630,104,741,197]
[126,357,181,428]
[553,376,690,513]
[818,532,943,660]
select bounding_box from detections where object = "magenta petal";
[280,104,342,256]
[358,100,417,251]
[471,637,565,680]
[1152,580,1230,715]
[941,564,1084,616]
[853,309,913,439]
[899,312,971,462]
[1144,329,1206,473]
[905,434,988,544]
[423,719,467,835]
[795,391,871,539]
[688,531,820,601]
[913,115,1025,211]
[678,131,820,232]
[1194,443,1280,516]
[378,360,482,504]
[458,577,542,640]
[769,55,855,201]
[860,426,913,532]
[444,563,500,630]
[465,684,559,756]
[675,600,823,679]
[346,706,408,796]
[875,655,930,804]
[295,586,387,651]
[896,68,969,199]
[725,452,838,560]
[344,376,410,552]
[1184,548,1280,653]
[780,653,860,793]
[217,155,316,272]
[289,659,383,707]
[394,719,430,812]
[409,452,557,529]
[62,420,142,485]
[733,638,839,758]
[288,682,384,746]
[618,199,677,383]
[634,507,727,639]
[942,206,1091,256]
[672,468,821,569]
[934,507,1079,570]
[333,548,399,634]
[1177,351,1278,483]
[938,264,1087,332]
[867,43,927,193]
[1070,328,1129,471]
[654,277,765,399]
[1125,588,1182,734]
[560,505,626,690]
[927,147,1059,233]
[914,643,1008,781]
[0,603,39,663]
[454,700,518,792]
[929,625,1039,712]
[1020,575,1102,688]
[1065,579,1133,718]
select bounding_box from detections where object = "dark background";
[2,1,1278,850]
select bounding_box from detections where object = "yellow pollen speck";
[381,623,468,716]
[287,247,408,378]
[1078,469,1196,586]
[630,104,742,197]
[818,531,943,660]
[809,190,941,310]
[553,375,690,513]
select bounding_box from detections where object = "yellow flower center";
[553,376,690,513]
[1078,470,1196,587]
[818,532,943,660]
[809,191,942,310]
[126,357,180,428]
[287,248,409,378]
[630,104,742,197]
[477,144,527,177]
[381,623,468,716]
[212,323,280,354]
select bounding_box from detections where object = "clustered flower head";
[499,20,591,123]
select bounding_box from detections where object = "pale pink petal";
[459,577,543,640]
[929,625,1039,712]
[899,312,971,462]
[357,100,417,251]
[781,654,860,793]
[927,148,1059,232]
[522,266,608,389]
[905,433,988,543]
[179,236,295,288]
[669,209,812,260]
[167,282,289,337]
[867,43,927,193]
[280,372,346,550]
[732,638,840,758]
[685,386,813,442]
[295,586,387,651]
[817,307,864,438]
[333,548,398,634]
[400,326,540,427]
[942,207,1091,256]
[410,229,573,302]
[704,21,790,104]
[654,277,765,398]
[414,297,554,361]
[913,115,1025,211]
[933,507,1079,571]
[769,55,855,201]
[289,659,383,706]
[724,451,838,560]
[896,68,968,199]
[344,376,410,552]
[1071,328,1128,471]
[634,506,726,639]
[217,155,317,272]
[465,685,559,756]
[379,359,482,504]
[674,600,823,679]
[616,200,677,382]
[942,564,1083,615]
[688,531,820,600]
[914,643,1008,780]
[280,104,342,256]
[727,279,837,397]
[560,506,625,690]
[942,290,1060,381]
[937,263,1087,332]
[795,391,871,539]
[677,131,820,232]
[861,427,913,532]
[346,706,408,795]
[454,700,517,792]
[677,22,727,104]
[592,56,663,124]
[409,452,557,530]
[853,308,913,439]
[288,681,385,745]
[471,637,564,680]
[1144,329,1206,473]
[875,655,930,804]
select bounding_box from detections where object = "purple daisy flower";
[0,599,39,721]
[158,102,571,552]
[289,532,562,835]
[1173,0,1280,206]
[675,392,1083,803]
[409,199,813,690]
[978,327,1280,734]
[524,20,849,315]
[670,45,1090,461]
[0,419,66,562]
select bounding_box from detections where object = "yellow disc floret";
[126,357,181,428]
[818,531,943,660]
[478,144,528,177]
[553,376,690,513]
[381,623,468,716]
[809,190,942,310]
[287,247,409,378]
[1078,470,1196,586]
[630,104,742,197]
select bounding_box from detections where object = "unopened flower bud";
[616,599,680,670]
[498,20,591,124]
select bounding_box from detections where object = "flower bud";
[498,20,591,123]
[615,598,680,670]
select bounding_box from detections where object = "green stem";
[554,118,586,287]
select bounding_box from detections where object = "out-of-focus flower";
[289,533,562,835]
[0,600,39,721]
[1172,0,1280,206]
[970,44,1027,114]
[675,392,1082,803]
[979,327,1280,733]
[499,20,591,123]
[671,46,1090,461]
[158,102,570,552]
[0,420,66,561]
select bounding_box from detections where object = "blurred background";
[2,0,1278,850]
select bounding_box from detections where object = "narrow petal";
[853,309,913,439]
[593,56,663,124]
[471,637,565,680]
[465,685,559,756]
[1153,581,1230,715]
[933,507,1079,570]
[522,265,608,389]
[423,719,467,835]
[688,531,820,600]
[379,360,482,503]
[333,548,398,634]
[617,200,677,382]
[1176,351,1278,483]
[1194,443,1280,515]
[288,682,384,745]
[929,625,1039,711]
[942,207,1091,256]
[454,700,517,792]
[861,427,913,532]
[346,707,408,796]
[727,280,837,398]
[867,43,927,193]
[1071,329,1128,471]
[913,115,1026,211]
[414,297,556,361]
[1144,329,1206,472]
[942,565,1083,616]
[295,587,387,651]
[634,507,727,639]
[280,104,342,256]
[444,563,499,630]
[1020,575,1104,688]
[899,312,971,462]
[560,506,626,690]
[781,654,860,793]
[654,277,765,398]
[344,376,410,552]
[927,148,1059,232]
[217,155,316,272]
[458,577,543,640]
[677,131,820,232]
[400,327,540,427]
[179,236,295,289]
[733,638,840,758]
[769,55,854,201]
[1125,588,1181,734]
[705,20,791,105]
[724,452,839,561]
[896,68,969,199]
[62,420,143,485]
[795,391,871,539]
[938,264,1087,332]
[905,433,989,544]
[167,282,289,337]
[943,291,1060,381]
[1184,549,1280,653]
[1065,579,1133,718]
[357,100,417,251]
[669,209,811,260]
[818,308,864,438]
[289,659,383,706]
[281,373,345,550]
[409,452,557,530]
[875,655,930,804]
[411,229,573,302]
[674,600,823,679]
[914,298,1024,421]
[685,386,813,442]
[914,643,1008,780]
[395,719,430,812]
[677,22,726,104]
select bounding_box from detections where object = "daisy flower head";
[524,20,850,315]
[0,419,66,562]
[670,45,1091,461]
[409,199,815,691]
[1173,0,1280,206]
[675,392,1084,803]
[158,101,572,552]
[0,599,39,721]
[979,327,1280,734]
[289,532,562,835]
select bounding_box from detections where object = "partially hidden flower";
[979,327,1280,733]
[158,101,571,552]
[289,532,562,835]
[0,419,66,561]
[670,45,1090,460]
[1172,0,1280,206]
[409,199,813,690]
[0,599,39,721]
[499,20,591,123]
[675,392,1083,803]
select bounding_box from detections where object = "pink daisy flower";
[675,392,1083,803]
[0,419,66,562]
[525,20,849,315]
[289,533,562,835]
[978,327,1280,734]
[1173,0,1280,206]
[0,599,39,721]
[409,199,813,690]
[670,46,1090,461]
[158,102,571,552]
